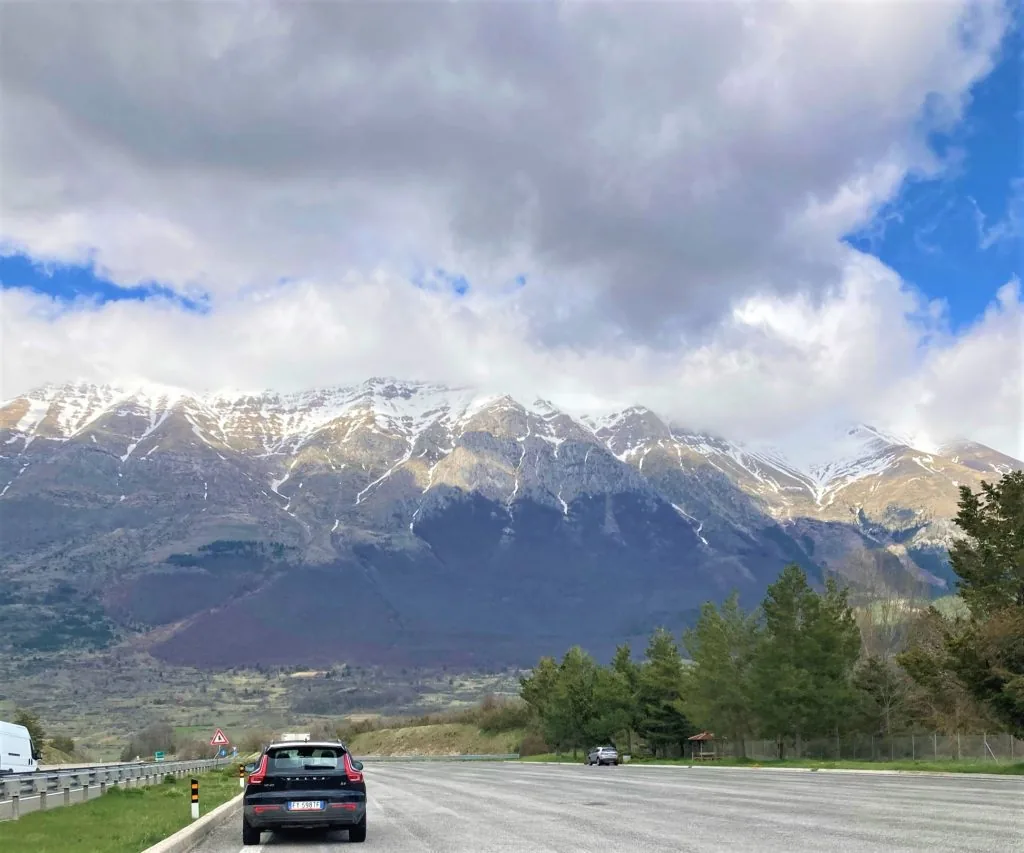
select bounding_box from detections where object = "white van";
[0,720,42,775]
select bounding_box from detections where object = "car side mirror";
[351,760,364,772]
[244,763,256,773]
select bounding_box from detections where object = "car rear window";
[266,746,347,773]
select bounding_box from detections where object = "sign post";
[239,763,245,789]
[190,778,199,820]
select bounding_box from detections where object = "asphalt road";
[195,762,1024,852]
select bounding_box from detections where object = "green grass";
[520,753,1024,774]
[0,766,241,853]
[348,722,525,756]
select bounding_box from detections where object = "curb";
[142,792,243,853]
[522,761,1022,781]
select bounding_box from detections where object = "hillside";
[0,377,1017,669]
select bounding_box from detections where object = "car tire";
[242,819,260,846]
[349,818,367,843]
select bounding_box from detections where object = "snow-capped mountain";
[1,378,1017,669]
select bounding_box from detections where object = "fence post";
[10,793,19,821]
[956,732,961,761]
[934,732,937,759]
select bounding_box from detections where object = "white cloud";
[0,0,1020,458]
[2,260,1021,459]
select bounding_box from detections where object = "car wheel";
[242,819,260,846]
[349,818,367,843]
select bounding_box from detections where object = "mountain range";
[0,377,1018,669]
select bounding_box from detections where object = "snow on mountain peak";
[0,379,1004,491]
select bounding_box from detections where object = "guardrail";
[0,753,520,822]
[0,757,234,822]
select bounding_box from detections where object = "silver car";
[585,745,619,766]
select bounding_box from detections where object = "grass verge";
[0,766,241,853]
[348,722,524,757]
[519,754,1024,774]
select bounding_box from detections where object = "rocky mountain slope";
[0,378,1017,668]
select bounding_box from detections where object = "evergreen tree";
[900,471,1024,736]
[588,665,634,747]
[751,565,859,754]
[806,577,862,736]
[750,564,818,754]
[13,708,45,751]
[636,628,694,756]
[611,643,641,754]
[683,592,761,756]
[545,646,600,757]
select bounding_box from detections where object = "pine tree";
[611,643,641,754]
[552,646,600,757]
[750,565,859,755]
[13,708,45,751]
[636,628,694,757]
[901,471,1024,736]
[683,591,761,756]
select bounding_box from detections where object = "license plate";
[287,800,324,811]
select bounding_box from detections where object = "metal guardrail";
[0,753,519,821]
[0,757,234,822]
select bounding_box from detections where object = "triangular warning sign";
[210,728,230,746]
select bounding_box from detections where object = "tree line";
[519,470,1023,757]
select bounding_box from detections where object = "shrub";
[476,696,532,733]
[517,731,550,757]
[50,735,76,754]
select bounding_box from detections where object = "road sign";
[154,751,165,762]
[210,728,230,747]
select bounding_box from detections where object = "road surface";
[195,762,1024,852]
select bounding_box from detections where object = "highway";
[194,761,1024,852]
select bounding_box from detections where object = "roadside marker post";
[239,763,245,789]
[190,778,200,820]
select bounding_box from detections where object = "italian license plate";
[287,800,324,811]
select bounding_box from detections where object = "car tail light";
[248,755,269,785]
[343,753,363,783]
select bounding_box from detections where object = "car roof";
[266,740,349,750]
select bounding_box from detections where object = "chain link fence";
[726,732,1023,762]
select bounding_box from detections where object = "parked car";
[243,739,367,845]
[585,745,619,766]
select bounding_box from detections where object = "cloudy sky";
[1,0,1021,457]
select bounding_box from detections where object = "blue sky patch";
[844,21,1021,331]
[0,252,210,313]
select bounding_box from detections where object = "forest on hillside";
[518,471,1024,758]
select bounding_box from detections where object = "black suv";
[243,739,367,845]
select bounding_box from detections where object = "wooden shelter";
[688,731,717,760]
